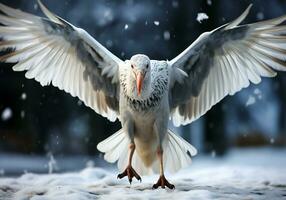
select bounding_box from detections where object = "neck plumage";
[120,67,168,112]
[122,72,151,100]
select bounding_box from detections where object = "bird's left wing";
[0,1,124,121]
[169,5,286,126]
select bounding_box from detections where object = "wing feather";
[0,1,123,121]
[169,5,286,126]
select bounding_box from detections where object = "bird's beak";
[136,72,144,96]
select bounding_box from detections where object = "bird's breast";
[125,95,161,113]
[124,77,168,113]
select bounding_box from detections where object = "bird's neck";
[130,77,152,100]
[120,70,169,112]
[120,72,152,100]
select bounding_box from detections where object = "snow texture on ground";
[0,148,286,200]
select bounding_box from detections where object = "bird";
[1,1,286,189]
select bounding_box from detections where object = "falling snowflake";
[163,31,171,40]
[1,107,12,121]
[124,24,129,30]
[77,100,83,106]
[246,95,256,107]
[154,21,160,26]
[21,93,27,100]
[207,0,212,6]
[106,40,113,48]
[196,13,209,23]
[254,88,262,99]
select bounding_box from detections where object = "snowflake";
[196,13,209,23]
[154,21,160,26]
[124,24,129,30]
[246,95,256,107]
[1,107,12,121]
[163,31,171,40]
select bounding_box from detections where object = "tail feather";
[97,129,129,163]
[162,130,197,173]
[97,129,197,175]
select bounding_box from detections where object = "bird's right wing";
[168,5,286,126]
[0,1,124,121]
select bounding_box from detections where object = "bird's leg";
[117,143,141,183]
[152,147,175,189]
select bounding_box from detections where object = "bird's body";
[1,1,286,189]
[119,59,169,167]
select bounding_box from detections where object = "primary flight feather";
[1,1,286,189]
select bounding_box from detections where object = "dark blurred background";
[0,0,286,174]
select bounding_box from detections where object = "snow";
[21,93,27,100]
[246,95,256,106]
[0,148,285,200]
[154,21,160,26]
[207,0,212,6]
[105,40,113,48]
[1,107,12,121]
[246,89,263,106]
[77,100,83,106]
[124,24,129,30]
[254,88,262,99]
[163,31,171,40]
[196,13,209,23]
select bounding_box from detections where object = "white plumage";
[1,2,286,189]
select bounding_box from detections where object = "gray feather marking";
[170,25,249,109]
[41,16,119,111]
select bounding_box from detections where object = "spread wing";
[169,5,286,126]
[0,1,124,121]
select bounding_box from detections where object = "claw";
[152,175,175,189]
[117,170,127,179]
[117,165,142,184]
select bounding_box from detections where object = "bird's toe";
[152,175,175,190]
[117,165,142,184]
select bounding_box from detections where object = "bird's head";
[129,54,151,97]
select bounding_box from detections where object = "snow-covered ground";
[0,148,286,200]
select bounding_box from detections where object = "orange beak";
[136,72,144,96]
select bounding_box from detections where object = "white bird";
[1,1,286,189]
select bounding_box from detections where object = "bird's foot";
[117,165,141,184]
[152,175,175,189]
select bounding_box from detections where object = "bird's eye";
[146,64,149,69]
[131,64,134,69]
